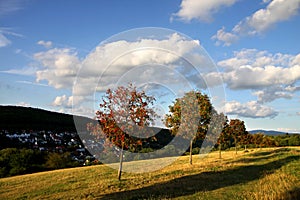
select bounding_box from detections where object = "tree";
[228,119,247,155]
[88,83,157,180]
[252,133,264,148]
[165,91,213,165]
[212,113,229,159]
[240,132,252,151]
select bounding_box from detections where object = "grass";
[0,147,299,199]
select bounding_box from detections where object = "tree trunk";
[219,143,222,159]
[118,143,124,181]
[189,139,193,165]
[234,137,237,155]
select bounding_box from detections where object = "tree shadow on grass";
[99,155,300,200]
[231,148,298,164]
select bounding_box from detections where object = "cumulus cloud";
[35,48,81,89]
[34,33,224,116]
[253,87,293,103]
[213,0,300,46]
[35,33,207,94]
[37,40,53,48]
[225,100,278,118]
[217,49,300,90]
[52,95,73,108]
[172,0,239,22]
[211,49,300,107]
[211,27,239,46]
[242,0,300,34]
[223,65,300,89]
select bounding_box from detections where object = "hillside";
[0,105,93,131]
[0,105,174,151]
[0,147,299,199]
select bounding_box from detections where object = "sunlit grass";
[0,147,299,199]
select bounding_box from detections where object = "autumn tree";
[210,113,229,159]
[240,132,253,150]
[228,119,247,155]
[165,91,213,165]
[88,83,157,180]
[252,133,264,148]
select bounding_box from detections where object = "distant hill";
[0,105,93,131]
[0,105,174,149]
[249,130,292,136]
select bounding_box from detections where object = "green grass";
[0,147,299,200]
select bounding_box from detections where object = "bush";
[45,152,79,169]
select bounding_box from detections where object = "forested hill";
[0,105,93,131]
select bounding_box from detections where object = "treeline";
[0,133,299,178]
[0,148,81,178]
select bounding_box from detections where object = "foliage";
[0,148,79,178]
[227,119,248,154]
[45,152,79,169]
[165,91,213,140]
[88,83,158,180]
[165,90,214,164]
[0,148,46,177]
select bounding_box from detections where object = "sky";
[0,0,300,133]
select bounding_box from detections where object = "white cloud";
[211,27,239,46]
[253,87,293,103]
[244,0,300,34]
[35,48,81,89]
[0,32,10,47]
[225,100,278,118]
[35,33,203,94]
[213,0,300,45]
[0,0,24,16]
[52,95,72,108]
[277,127,300,133]
[1,66,38,76]
[0,27,23,48]
[223,64,300,89]
[33,32,224,117]
[212,49,300,105]
[17,102,30,107]
[217,49,300,90]
[37,40,53,48]
[172,0,239,22]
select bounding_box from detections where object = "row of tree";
[88,84,247,180]
[87,83,299,180]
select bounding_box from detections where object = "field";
[0,147,299,200]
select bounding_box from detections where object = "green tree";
[45,152,76,169]
[165,91,213,165]
[89,83,158,180]
[213,113,229,159]
[229,119,247,155]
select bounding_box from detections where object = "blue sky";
[0,0,300,132]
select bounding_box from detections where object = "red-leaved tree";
[88,83,157,180]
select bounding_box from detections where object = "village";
[1,130,102,164]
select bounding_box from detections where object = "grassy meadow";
[0,147,299,200]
